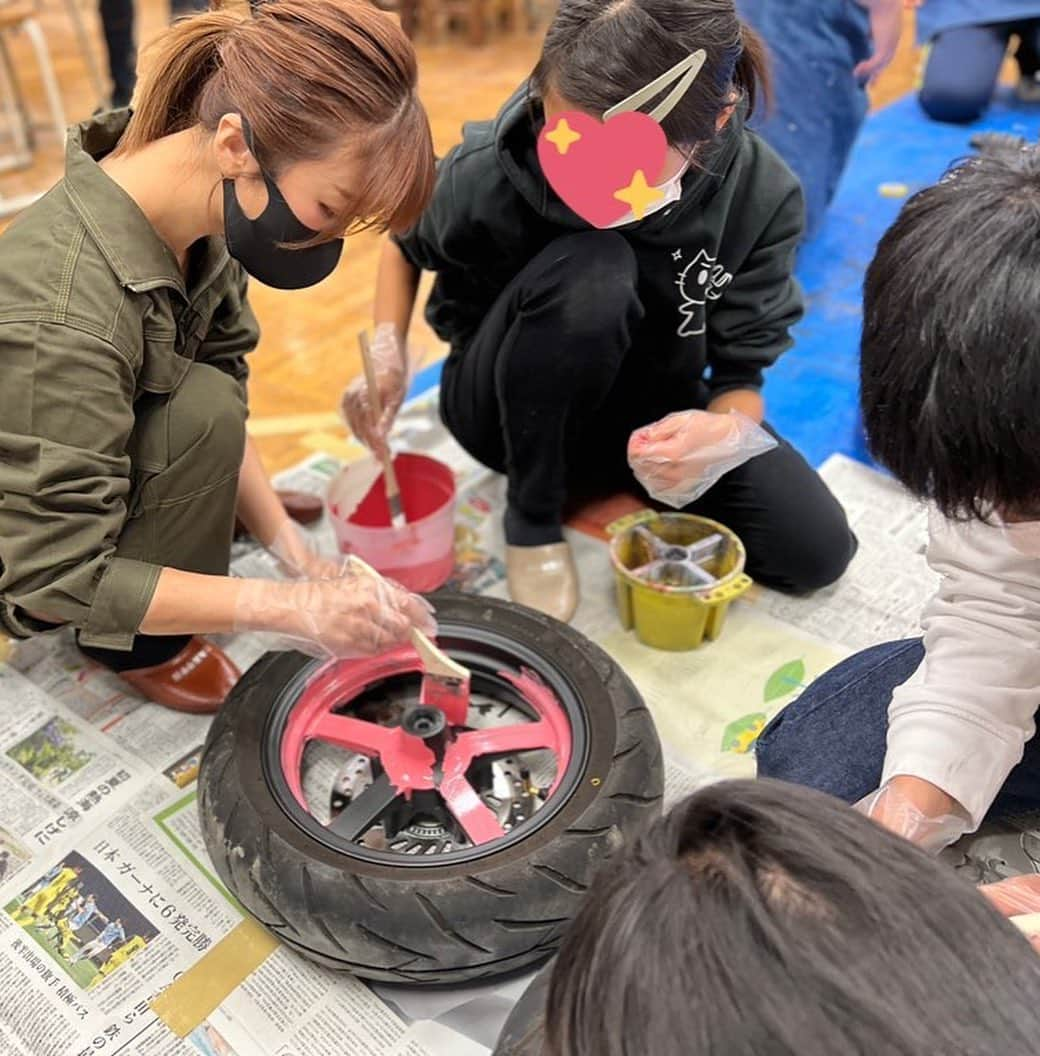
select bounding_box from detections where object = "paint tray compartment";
[608,510,752,651]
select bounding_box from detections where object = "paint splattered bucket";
[327,453,456,593]
[608,510,752,651]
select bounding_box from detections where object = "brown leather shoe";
[119,638,241,714]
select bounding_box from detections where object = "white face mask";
[1000,518,1040,557]
[606,158,690,228]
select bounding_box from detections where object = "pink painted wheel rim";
[278,647,573,849]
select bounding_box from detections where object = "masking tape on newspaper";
[150,918,279,1036]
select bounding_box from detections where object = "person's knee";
[754,717,801,783]
[919,78,989,124]
[755,697,860,800]
[168,364,247,477]
[754,686,833,781]
[751,517,857,595]
[529,231,640,338]
[757,639,920,798]
[788,525,858,594]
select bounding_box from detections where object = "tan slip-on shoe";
[505,541,580,623]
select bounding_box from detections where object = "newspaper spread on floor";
[0,388,950,1056]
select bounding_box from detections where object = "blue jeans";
[920,19,1040,124]
[756,639,1040,821]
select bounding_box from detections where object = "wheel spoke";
[450,721,555,761]
[310,712,395,758]
[439,773,506,844]
[327,772,399,841]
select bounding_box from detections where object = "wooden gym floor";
[0,3,922,473]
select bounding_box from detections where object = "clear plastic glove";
[234,565,437,659]
[339,322,410,459]
[980,875,1040,951]
[627,409,778,508]
[266,518,345,581]
[855,781,971,855]
[980,874,1040,916]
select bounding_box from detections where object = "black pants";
[440,232,857,594]
[98,0,208,108]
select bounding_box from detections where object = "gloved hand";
[234,564,437,659]
[980,874,1040,915]
[855,779,971,855]
[980,875,1040,951]
[266,517,345,581]
[339,322,409,459]
[627,409,778,508]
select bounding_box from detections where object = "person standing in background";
[97,0,208,110]
[736,0,903,239]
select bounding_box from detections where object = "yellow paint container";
[608,510,752,651]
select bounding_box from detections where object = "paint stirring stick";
[358,329,406,529]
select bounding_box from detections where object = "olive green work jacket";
[0,111,259,649]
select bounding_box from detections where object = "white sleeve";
[882,509,1040,829]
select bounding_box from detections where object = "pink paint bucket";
[327,453,456,592]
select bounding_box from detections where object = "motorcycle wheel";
[198,593,662,985]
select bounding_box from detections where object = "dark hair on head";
[861,147,1040,521]
[114,0,434,239]
[531,0,769,150]
[545,778,1040,1056]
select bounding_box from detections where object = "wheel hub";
[401,705,446,739]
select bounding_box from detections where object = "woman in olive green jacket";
[0,0,436,712]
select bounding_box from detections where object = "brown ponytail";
[115,9,237,151]
[734,21,772,118]
[114,0,434,236]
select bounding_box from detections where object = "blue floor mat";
[409,90,1040,469]
[770,89,1040,469]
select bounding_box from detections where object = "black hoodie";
[394,85,805,403]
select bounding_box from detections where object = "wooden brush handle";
[348,555,466,677]
[409,626,469,682]
[359,330,384,418]
[358,330,402,500]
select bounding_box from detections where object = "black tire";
[198,593,663,985]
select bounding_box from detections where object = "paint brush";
[408,625,471,728]
[358,329,406,529]
[1010,912,1040,936]
[348,555,471,725]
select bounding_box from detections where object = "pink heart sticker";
[537,110,669,229]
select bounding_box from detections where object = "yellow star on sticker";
[613,169,664,220]
[545,117,582,155]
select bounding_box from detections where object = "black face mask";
[222,168,344,291]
